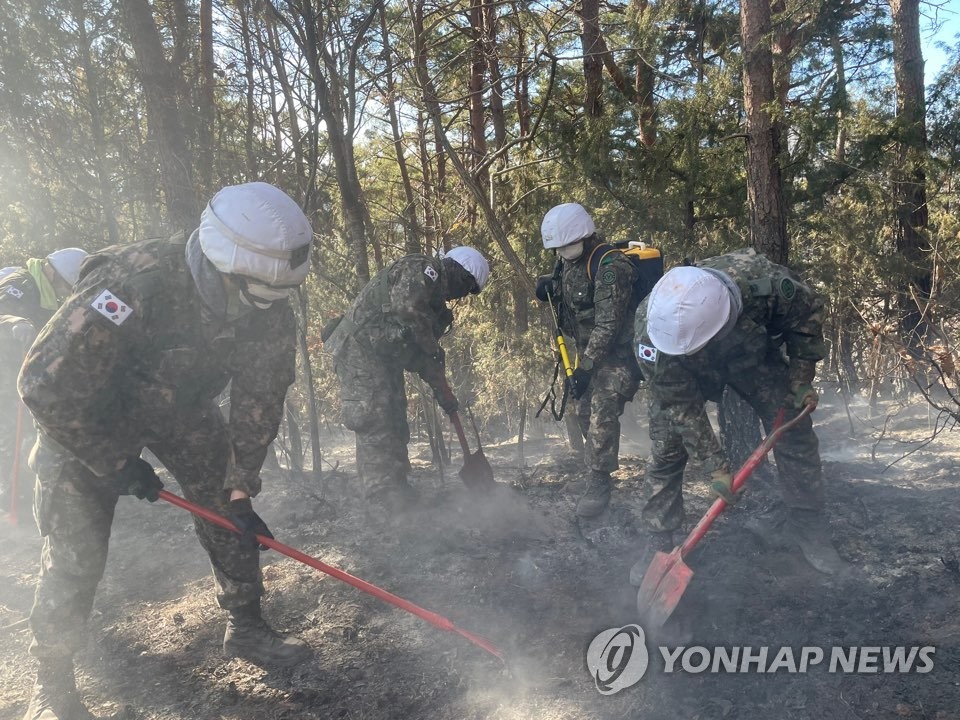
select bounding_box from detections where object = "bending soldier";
[18,183,314,720]
[325,247,490,519]
[631,249,846,584]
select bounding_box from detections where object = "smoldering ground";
[1,393,959,719]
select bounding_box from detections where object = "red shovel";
[636,405,814,628]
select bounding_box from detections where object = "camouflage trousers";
[335,337,411,496]
[575,359,641,474]
[640,359,823,532]
[0,391,33,512]
[27,401,263,662]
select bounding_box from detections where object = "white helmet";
[0,266,18,282]
[445,246,490,291]
[199,182,313,287]
[46,248,89,286]
[645,266,733,355]
[541,203,595,249]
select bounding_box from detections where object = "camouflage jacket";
[555,237,638,367]
[635,248,827,470]
[0,267,51,336]
[18,236,296,496]
[326,254,454,391]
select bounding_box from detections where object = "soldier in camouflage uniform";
[325,246,490,517]
[630,248,845,583]
[534,203,642,517]
[17,183,313,720]
[0,248,87,517]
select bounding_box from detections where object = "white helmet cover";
[199,182,313,287]
[0,266,19,282]
[645,266,733,356]
[46,248,89,286]
[445,246,490,291]
[541,203,595,249]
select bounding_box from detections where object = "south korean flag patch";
[424,265,439,282]
[92,289,133,326]
[637,342,658,364]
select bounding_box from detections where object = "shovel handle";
[449,411,471,456]
[679,404,814,557]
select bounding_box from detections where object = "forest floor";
[1,390,959,720]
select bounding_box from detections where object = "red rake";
[158,490,504,662]
[636,405,814,629]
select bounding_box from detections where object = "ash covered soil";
[2,393,959,720]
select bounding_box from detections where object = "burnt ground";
[2,391,959,720]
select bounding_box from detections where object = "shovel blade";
[458,450,496,491]
[636,548,694,630]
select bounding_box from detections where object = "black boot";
[575,472,612,518]
[365,481,420,525]
[223,601,311,668]
[22,658,92,720]
[781,509,849,575]
[629,531,676,587]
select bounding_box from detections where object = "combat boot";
[22,658,92,720]
[365,481,420,525]
[629,531,676,587]
[781,509,848,575]
[575,471,612,518]
[223,601,311,668]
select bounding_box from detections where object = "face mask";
[238,279,291,310]
[557,241,584,261]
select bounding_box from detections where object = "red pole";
[678,406,812,557]
[157,490,504,662]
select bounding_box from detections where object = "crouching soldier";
[325,247,490,519]
[631,248,846,586]
[18,183,314,720]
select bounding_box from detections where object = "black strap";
[536,354,569,421]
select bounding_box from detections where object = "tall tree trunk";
[636,45,657,147]
[889,0,931,348]
[831,30,848,163]
[238,5,258,177]
[380,5,420,253]
[578,0,604,118]
[197,0,215,195]
[741,0,788,264]
[264,11,306,187]
[417,111,438,254]
[122,0,198,233]
[73,0,121,246]
[721,0,793,470]
[483,0,507,152]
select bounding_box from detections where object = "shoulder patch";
[5,286,23,299]
[92,289,133,326]
[601,268,617,286]
[778,277,796,300]
[747,277,773,296]
[424,265,438,282]
[637,343,658,363]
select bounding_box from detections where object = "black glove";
[116,457,164,501]
[569,367,592,400]
[228,498,274,551]
[436,383,459,415]
[535,275,555,303]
